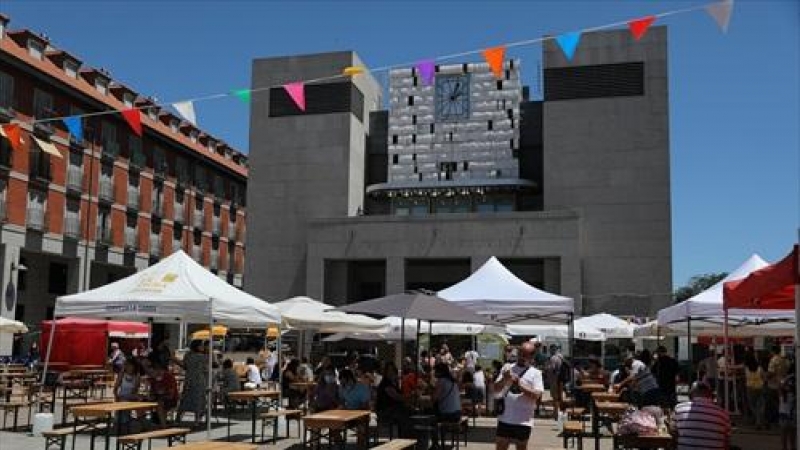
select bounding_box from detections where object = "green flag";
[232,89,251,103]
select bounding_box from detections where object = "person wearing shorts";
[495,342,544,450]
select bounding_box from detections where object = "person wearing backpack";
[545,345,568,420]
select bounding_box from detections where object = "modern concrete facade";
[0,17,249,355]
[246,28,672,317]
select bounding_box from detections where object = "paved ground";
[0,405,780,450]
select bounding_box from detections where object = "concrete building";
[0,16,249,355]
[246,27,672,317]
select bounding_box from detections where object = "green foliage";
[674,272,728,303]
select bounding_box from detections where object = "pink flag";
[284,82,306,111]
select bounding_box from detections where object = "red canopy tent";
[723,245,798,311]
[40,317,149,368]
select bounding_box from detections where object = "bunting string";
[4,0,732,132]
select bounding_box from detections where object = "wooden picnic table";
[303,409,371,450]
[613,432,675,449]
[226,389,280,443]
[70,401,157,450]
[591,392,621,403]
[578,383,607,393]
[591,401,633,450]
[154,441,257,450]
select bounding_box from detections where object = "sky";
[1,0,798,289]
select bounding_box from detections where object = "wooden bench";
[259,409,303,444]
[116,427,191,450]
[371,438,417,450]
[42,423,108,450]
[1,401,29,431]
[560,421,586,450]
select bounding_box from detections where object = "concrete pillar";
[386,257,405,294]
[543,257,561,295]
[0,243,22,355]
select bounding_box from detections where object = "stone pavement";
[0,410,779,450]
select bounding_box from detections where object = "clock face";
[435,74,470,122]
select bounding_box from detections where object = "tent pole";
[277,328,283,406]
[568,313,575,386]
[687,318,692,383]
[400,317,405,378]
[37,315,58,414]
[415,320,421,374]
[206,300,213,438]
[793,240,799,447]
[723,309,730,412]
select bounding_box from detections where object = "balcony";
[0,197,6,221]
[67,166,83,191]
[212,216,221,235]
[191,245,202,262]
[210,249,219,270]
[99,179,114,202]
[192,210,204,229]
[98,226,113,245]
[102,141,120,160]
[172,239,182,253]
[64,216,81,239]
[174,203,185,223]
[127,187,139,210]
[227,222,236,240]
[151,199,163,217]
[124,228,138,250]
[26,207,45,231]
[149,234,161,256]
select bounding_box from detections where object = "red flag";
[1,124,24,153]
[628,16,656,41]
[482,46,506,79]
[121,109,142,136]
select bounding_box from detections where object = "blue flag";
[63,116,83,142]
[556,31,582,61]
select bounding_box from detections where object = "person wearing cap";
[670,381,730,450]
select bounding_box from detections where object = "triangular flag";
[62,116,83,142]
[232,89,251,103]
[343,66,364,77]
[283,82,306,112]
[121,109,142,136]
[1,124,24,153]
[482,46,506,79]
[706,0,734,33]
[628,16,656,41]
[32,136,63,158]
[172,101,196,125]
[555,31,582,61]
[415,60,436,86]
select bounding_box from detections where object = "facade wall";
[542,27,672,314]
[0,23,249,354]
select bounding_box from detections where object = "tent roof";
[274,296,388,333]
[506,322,606,341]
[0,316,28,334]
[574,313,635,338]
[56,251,281,326]
[336,292,501,325]
[322,316,506,342]
[724,245,798,311]
[438,256,573,317]
[658,254,792,325]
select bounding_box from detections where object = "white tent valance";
[438,256,573,318]
[506,323,605,341]
[575,313,635,338]
[56,251,280,326]
[275,296,388,333]
[322,316,507,342]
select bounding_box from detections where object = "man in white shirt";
[464,348,480,372]
[495,341,544,450]
[244,357,262,389]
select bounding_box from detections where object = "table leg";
[61,387,67,425]
[105,413,113,450]
[251,399,257,443]
[592,403,599,450]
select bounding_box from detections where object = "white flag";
[173,101,197,125]
[706,0,734,33]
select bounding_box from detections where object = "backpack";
[557,356,572,384]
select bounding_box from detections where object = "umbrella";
[275,296,388,333]
[336,291,501,325]
[0,317,28,334]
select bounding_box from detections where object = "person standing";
[545,345,565,419]
[670,381,730,450]
[766,346,789,423]
[464,347,480,372]
[494,342,544,450]
[744,351,766,429]
[177,340,208,428]
[652,346,680,409]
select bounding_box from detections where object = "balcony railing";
[212,216,221,235]
[210,250,218,270]
[192,245,202,262]
[67,166,83,191]
[0,197,6,221]
[227,222,236,240]
[192,210,203,229]
[26,207,45,230]
[99,226,112,244]
[64,216,81,238]
[149,234,161,256]
[124,228,137,250]
[151,199,163,216]
[173,239,182,253]
[127,187,139,210]
[99,179,114,201]
[174,203,185,222]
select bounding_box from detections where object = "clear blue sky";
[2,1,797,289]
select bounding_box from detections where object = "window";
[98,207,111,242]
[17,257,27,292]
[190,131,198,143]
[64,60,79,79]
[153,146,167,175]
[101,121,118,157]
[28,39,44,59]
[147,107,158,121]
[206,139,215,152]
[0,71,14,109]
[64,198,81,238]
[170,119,179,133]
[129,136,145,167]
[26,189,47,229]
[95,77,108,95]
[33,89,54,119]
[194,165,206,192]
[213,175,224,198]
[48,262,68,295]
[0,133,11,167]
[123,93,134,108]
[175,156,189,185]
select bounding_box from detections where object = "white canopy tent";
[574,313,635,338]
[0,316,28,334]
[322,316,506,342]
[275,296,389,333]
[438,256,574,319]
[506,323,606,341]
[53,250,281,436]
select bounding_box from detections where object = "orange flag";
[121,109,142,136]
[1,124,24,153]
[482,46,506,79]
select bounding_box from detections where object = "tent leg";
[723,310,729,412]
[400,317,405,376]
[415,320,421,374]
[38,316,58,414]
[277,330,283,406]
[207,303,213,438]
[568,313,575,386]
[687,318,692,383]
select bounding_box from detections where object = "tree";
[674,273,728,303]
